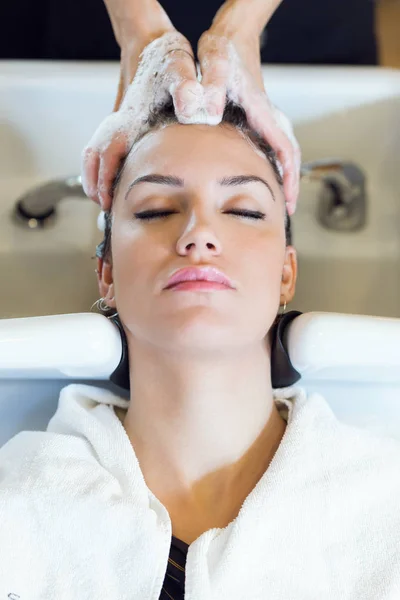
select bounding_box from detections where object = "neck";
[119,337,287,542]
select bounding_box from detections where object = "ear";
[280,246,297,306]
[96,256,116,309]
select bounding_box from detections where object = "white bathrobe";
[0,383,400,600]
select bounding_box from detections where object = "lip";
[164,266,236,291]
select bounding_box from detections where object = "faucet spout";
[13,176,87,228]
[300,159,367,232]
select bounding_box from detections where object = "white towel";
[0,383,400,599]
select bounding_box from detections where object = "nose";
[176,214,222,260]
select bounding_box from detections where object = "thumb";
[160,48,203,122]
[197,33,230,121]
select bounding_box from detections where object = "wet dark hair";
[96,100,292,261]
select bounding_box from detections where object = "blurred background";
[0,0,398,67]
[377,0,400,67]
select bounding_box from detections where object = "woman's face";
[98,123,297,352]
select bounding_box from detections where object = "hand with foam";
[82,0,300,214]
[197,4,301,215]
[82,27,208,210]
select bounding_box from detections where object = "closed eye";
[224,209,266,220]
[134,210,178,220]
[133,209,266,221]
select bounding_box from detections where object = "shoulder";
[0,427,105,494]
[278,386,400,498]
[0,383,133,500]
[0,384,124,492]
[308,391,400,542]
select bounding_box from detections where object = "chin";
[150,309,260,352]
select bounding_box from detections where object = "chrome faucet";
[13,175,87,229]
[300,159,367,232]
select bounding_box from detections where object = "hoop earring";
[280,300,287,314]
[90,298,101,312]
[98,297,110,313]
[90,297,118,318]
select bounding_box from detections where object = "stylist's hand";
[82,0,300,214]
[197,5,301,215]
[82,26,206,209]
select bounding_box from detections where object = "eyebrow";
[125,174,276,202]
[219,175,275,202]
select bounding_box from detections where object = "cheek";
[242,234,285,303]
[240,224,285,274]
[231,233,285,340]
[110,221,145,299]
[110,221,167,302]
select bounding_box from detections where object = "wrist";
[211,0,282,39]
[111,0,175,48]
[119,23,175,52]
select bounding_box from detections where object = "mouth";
[164,266,236,291]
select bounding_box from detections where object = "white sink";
[1,61,400,319]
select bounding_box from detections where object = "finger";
[271,136,299,214]
[200,58,228,120]
[161,48,201,121]
[81,148,100,204]
[239,91,300,211]
[286,145,301,215]
[173,79,209,124]
[267,105,301,212]
[258,121,298,212]
[82,111,130,209]
[197,34,230,119]
[279,139,300,215]
[244,96,294,176]
[97,134,130,210]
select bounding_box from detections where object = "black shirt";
[160,535,189,599]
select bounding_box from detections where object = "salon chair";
[1,311,400,448]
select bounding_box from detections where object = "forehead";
[118,123,281,192]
